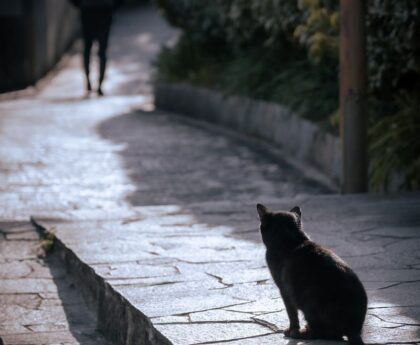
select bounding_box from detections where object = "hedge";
[153,0,420,191]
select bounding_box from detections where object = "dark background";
[0,0,147,92]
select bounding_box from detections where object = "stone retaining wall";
[0,1,79,92]
[155,83,341,187]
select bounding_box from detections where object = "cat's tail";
[347,334,365,345]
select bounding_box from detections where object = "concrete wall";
[0,0,79,92]
[155,83,342,188]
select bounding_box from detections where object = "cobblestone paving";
[0,221,111,345]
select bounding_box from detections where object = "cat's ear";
[256,203,268,220]
[290,206,301,218]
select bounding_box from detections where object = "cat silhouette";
[257,204,367,345]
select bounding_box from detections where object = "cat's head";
[256,203,309,249]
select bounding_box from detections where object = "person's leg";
[81,10,94,93]
[83,37,93,92]
[97,12,112,96]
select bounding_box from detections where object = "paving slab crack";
[368,313,420,327]
[170,301,252,317]
[171,258,251,265]
[190,332,277,344]
[108,279,181,287]
[251,317,280,332]
[205,273,234,288]
[154,320,261,325]
[377,280,420,290]
[365,340,420,345]
[368,305,420,310]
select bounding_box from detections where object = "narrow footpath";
[1,5,419,345]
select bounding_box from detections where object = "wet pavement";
[1,4,420,345]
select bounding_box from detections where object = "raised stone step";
[31,194,420,345]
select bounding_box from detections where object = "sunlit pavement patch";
[34,194,420,344]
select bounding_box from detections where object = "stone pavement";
[1,4,420,345]
[0,6,326,221]
[0,220,111,345]
[33,194,420,345]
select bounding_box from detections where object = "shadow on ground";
[45,251,109,344]
[96,109,329,209]
[0,221,109,344]
[96,109,420,342]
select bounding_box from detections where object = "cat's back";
[284,241,359,285]
[282,241,366,305]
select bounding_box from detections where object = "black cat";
[257,204,367,345]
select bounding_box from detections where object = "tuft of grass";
[39,228,56,256]
[154,35,338,128]
[154,34,229,87]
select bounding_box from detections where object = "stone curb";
[154,83,341,189]
[30,217,173,345]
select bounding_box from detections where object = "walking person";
[70,0,122,96]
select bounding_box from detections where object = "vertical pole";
[340,0,368,193]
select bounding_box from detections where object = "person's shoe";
[86,80,92,92]
[97,87,104,97]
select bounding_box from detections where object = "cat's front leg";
[280,290,300,336]
[285,326,316,339]
[284,327,301,337]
